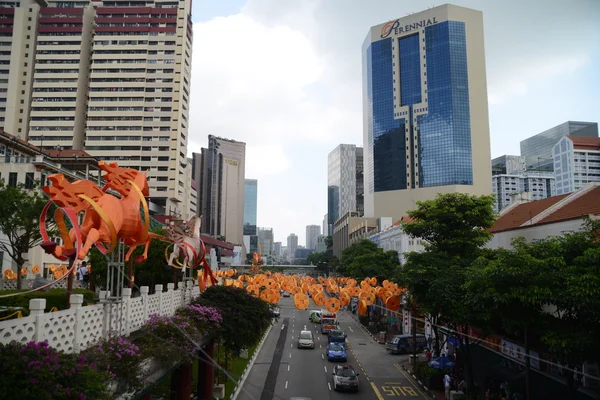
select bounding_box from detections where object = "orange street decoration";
[3,269,16,280]
[338,291,350,307]
[294,293,309,310]
[250,243,264,273]
[20,267,27,276]
[358,299,368,316]
[246,284,260,297]
[385,295,401,312]
[325,297,341,313]
[32,265,40,274]
[40,161,157,262]
[359,291,376,306]
[260,288,280,304]
[313,292,327,307]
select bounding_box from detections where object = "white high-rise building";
[328,144,363,232]
[2,0,195,219]
[492,171,555,212]
[363,4,491,220]
[286,233,298,262]
[305,225,320,250]
[553,136,600,195]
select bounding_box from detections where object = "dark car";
[332,365,359,392]
[328,329,346,344]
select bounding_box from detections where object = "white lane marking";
[324,366,327,373]
[348,326,354,332]
[290,344,293,348]
[285,381,288,389]
[328,383,332,391]
[321,354,324,359]
[289,352,292,358]
[320,344,322,349]
[317,336,320,340]
[304,325,307,330]
[281,325,285,330]
[291,336,294,339]
[288,365,290,372]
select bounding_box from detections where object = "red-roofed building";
[488,183,600,249]
[553,135,600,195]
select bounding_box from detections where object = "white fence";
[229,319,275,400]
[0,278,86,291]
[0,282,200,353]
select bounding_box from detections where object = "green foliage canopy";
[192,285,274,356]
[338,239,399,281]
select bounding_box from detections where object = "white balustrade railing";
[0,278,86,291]
[0,281,201,353]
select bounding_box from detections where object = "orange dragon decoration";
[40,161,159,263]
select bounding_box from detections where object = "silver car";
[332,365,359,392]
[297,330,315,349]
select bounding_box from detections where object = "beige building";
[362,4,492,220]
[195,135,246,250]
[1,0,195,220]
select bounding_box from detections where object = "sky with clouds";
[187,0,600,246]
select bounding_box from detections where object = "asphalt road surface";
[236,297,429,400]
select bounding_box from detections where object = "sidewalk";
[398,357,446,400]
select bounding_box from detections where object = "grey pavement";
[237,297,429,400]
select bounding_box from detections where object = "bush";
[82,336,146,396]
[0,288,95,318]
[0,341,109,400]
[139,313,204,365]
[192,285,274,356]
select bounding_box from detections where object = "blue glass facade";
[417,21,472,187]
[366,38,407,192]
[365,20,473,192]
[243,179,257,236]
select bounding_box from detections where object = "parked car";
[386,334,427,354]
[328,329,346,344]
[297,330,315,349]
[282,291,291,297]
[309,310,322,323]
[331,365,359,392]
[325,343,347,362]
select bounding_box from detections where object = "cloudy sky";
[187,0,600,246]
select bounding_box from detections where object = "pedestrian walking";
[77,261,90,289]
[444,373,452,400]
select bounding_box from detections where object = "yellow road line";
[370,382,385,400]
[394,363,429,398]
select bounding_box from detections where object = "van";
[386,334,427,354]
[309,310,322,323]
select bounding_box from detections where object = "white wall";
[487,219,584,249]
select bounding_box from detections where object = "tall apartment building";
[305,224,320,250]
[521,121,598,171]
[286,233,298,262]
[273,241,281,256]
[492,171,555,212]
[362,4,492,219]
[327,144,363,232]
[195,135,246,248]
[1,0,195,219]
[553,136,600,195]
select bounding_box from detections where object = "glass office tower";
[362,4,492,219]
[243,179,258,236]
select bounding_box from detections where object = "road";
[236,297,429,400]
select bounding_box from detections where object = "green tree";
[0,180,54,289]
[512,222,600,399]
[339,239,399,281]
[399,193,496,400]
[88,227,174,292]
[193,285,274,356]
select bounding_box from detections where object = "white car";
[332,365,359,392]
[297,330,315,349]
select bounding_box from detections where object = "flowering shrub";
[0,341,109,400]
[140,313,203,364]
[82,335,146,395]
[176,304,222,334]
